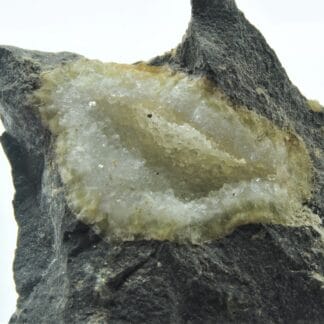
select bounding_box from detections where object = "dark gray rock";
[1,0,323,323]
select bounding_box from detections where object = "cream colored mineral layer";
[34,59,320,243]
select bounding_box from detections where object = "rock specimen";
[1,0,323,323]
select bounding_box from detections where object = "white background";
[0,1,323,322]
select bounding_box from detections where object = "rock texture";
[1,0,323,323]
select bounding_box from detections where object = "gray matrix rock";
[1,0,323,323]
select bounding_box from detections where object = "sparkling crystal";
[35,60,320,242]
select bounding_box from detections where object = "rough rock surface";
[0,0,323,323]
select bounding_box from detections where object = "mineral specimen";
[1,0,323,322]
[34,60,320,242]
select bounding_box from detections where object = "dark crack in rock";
[1,0,324,323]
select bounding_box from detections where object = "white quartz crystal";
[35,59,321,242]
